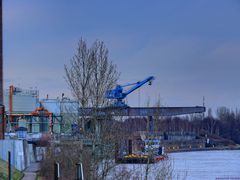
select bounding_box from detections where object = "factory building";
[3,86,72,137]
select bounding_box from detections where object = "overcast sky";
[3,0,240,111]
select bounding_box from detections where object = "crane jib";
[105,76,155,107]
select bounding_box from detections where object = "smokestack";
[0,0,4,139]
[0,0,3,105]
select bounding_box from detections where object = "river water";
[108,150,240,180]
[170,150,240,180]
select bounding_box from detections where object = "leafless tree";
[141,98,177,180]
[205,108,217,135]
[65,38,119,109]
[65,39,92,108]
[65,38,119,133]
[64,38,120,179]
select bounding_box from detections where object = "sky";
[3,0,240,112]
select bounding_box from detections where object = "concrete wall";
[0,140,35,171]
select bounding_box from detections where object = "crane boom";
[105,76,155,107]
[123,76,154,96]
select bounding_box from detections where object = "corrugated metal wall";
[4,88,39,113]
[0,140,35,171]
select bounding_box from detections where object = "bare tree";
[89,40,119,108]
[64,38,120,179]
[65,38,119,129]
[65,38,119,109]
[205,108,217,135]
[65,38,93,108]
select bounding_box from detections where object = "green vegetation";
[0,159,24,180]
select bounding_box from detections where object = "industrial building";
[3,85,79,138]
[41,97,79,134]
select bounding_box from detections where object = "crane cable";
[138,88,141,107]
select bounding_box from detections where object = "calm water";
[109,150,240,180]
[170,150,240,180]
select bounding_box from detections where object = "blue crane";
[105,76,155,107]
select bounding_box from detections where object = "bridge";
[79,106,205,117]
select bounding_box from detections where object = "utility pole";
[202,96,205,120]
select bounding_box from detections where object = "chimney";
[0,0,4,139]
[0,0,3,105]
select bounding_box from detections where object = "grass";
[0,159,24,180]
[36,175,45,180]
